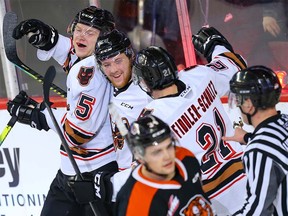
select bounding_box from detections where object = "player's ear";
[134,151,144,164]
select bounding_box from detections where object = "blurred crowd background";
[0,0,287,99]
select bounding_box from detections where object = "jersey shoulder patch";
[77,66,95,86]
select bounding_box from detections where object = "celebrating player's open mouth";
[72,23,100,59]
[76,42,86,48]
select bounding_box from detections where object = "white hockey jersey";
[110,82,151,170]
[140,46,247,215]
[39,35,116,175]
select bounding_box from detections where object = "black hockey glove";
[8,91,38,107]
[68,171,115,204]
[68,171,114,204]
[68,175,97,204]
[13,19,59,51]
[94,171,115,203]
[7,91,49,131]
[192,26,233,62]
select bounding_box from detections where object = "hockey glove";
[68,171,115,204]
[13,19,59,51]
[68,175,97,204]
[7,90,39,115]
[7,91,49,131]
[192,26,233,62]
[94,171,115,203]
[8,91,34,107]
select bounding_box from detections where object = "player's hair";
[95,29,134,63]
[132,46,178,91]
[128,115,173,158]
[67,6,115,35]
[230,65,282,109]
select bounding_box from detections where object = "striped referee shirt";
[233,112,288,216]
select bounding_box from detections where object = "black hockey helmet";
[95,29,134,63]
[128,115,173,156]
[229,65,282,109]
[67,6,115,34]
[132,46,178,93]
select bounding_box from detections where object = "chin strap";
[239,107,258,125]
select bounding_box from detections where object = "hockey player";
[95,29,151,170]
[115,114,215,216]
[132,27,248,215]
[7,6,117,216]
[223,66,288,215]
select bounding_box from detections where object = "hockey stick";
[43,66,101,216]
[0,116,17,146]
[3,11,67,98]
[0,96,38,146]
[1,11,67,146]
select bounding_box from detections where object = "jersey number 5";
[75,93,96,120]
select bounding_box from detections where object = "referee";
[223,65,288,215]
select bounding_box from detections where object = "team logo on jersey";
[112,118,130,151]
[77,66,94,86]
[180,196,214,216]
[113,126,125,150]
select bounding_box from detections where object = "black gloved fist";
[192,26,233,62]
[68,171,115,204]
[13,19,59,51]
[7,91,38,116]
[68,175,97,204]
[94,171,115,203]
[7,91,28,116]
[6,91,49,131]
